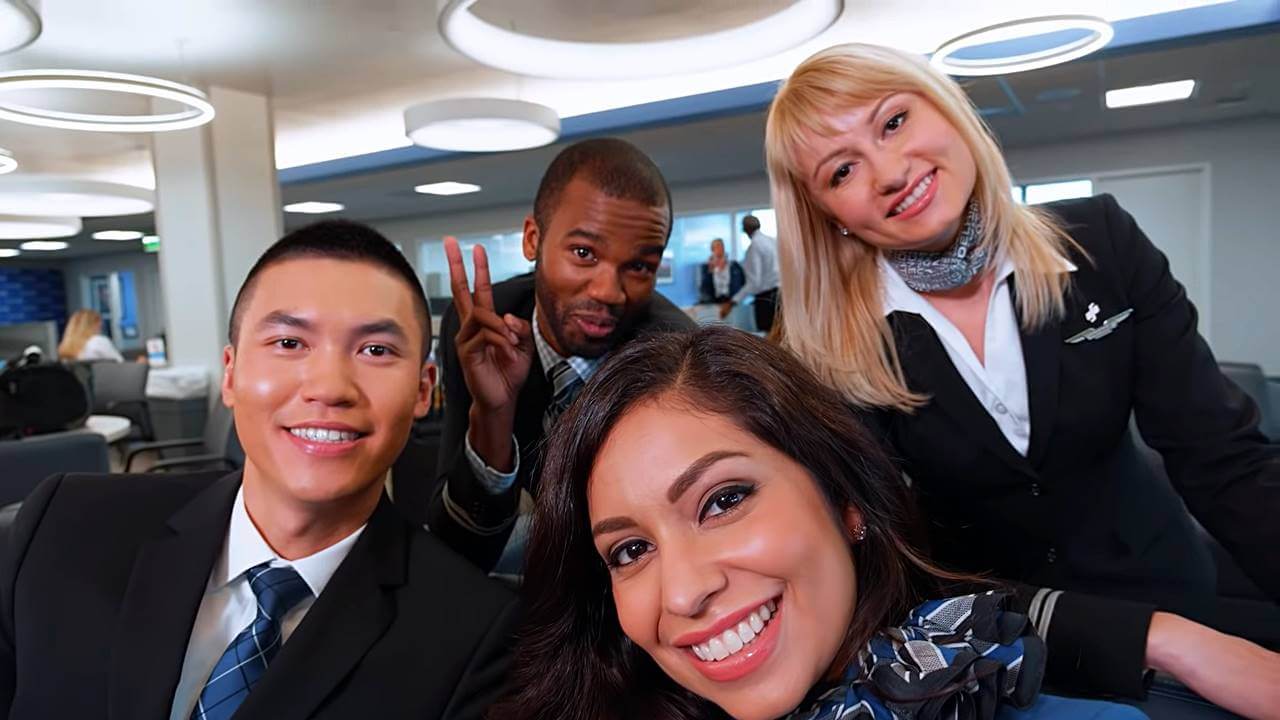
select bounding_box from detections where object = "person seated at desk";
[0,220,519,719]
[428,137,693,572]
[495,327,1168,720]
[58,308,124,362]
[698,238,745,304]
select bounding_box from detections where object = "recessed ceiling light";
[0,69,214,132]
[0,1,40,56]
[92,230,145,241]
[0,248,19,258]
[931,14,1114,77]
[0,147,16,175]
[438,0,843,80]
[405,98,560,152]
[283,201,345,214]
[414,181,481,196]
[0,214,81,240]
[1106,79,1197,109]
[19,240,69,251]
[0,178,153,217]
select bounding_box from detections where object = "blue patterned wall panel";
[0,268,67,326]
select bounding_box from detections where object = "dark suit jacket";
[0,471,519,720]
[427,272,694,570]
[698,261,745,304]
[871,194,1280,696]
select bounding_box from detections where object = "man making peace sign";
[427,138,694,571]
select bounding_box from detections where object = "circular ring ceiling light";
[438,0,844,80]
[405,97,560,152]
[930,15,1114,77]
[0,177,154,216]
[0,1,40,56]
[0,147,16,174]
[0,69,215,132]
[0,214,81,240]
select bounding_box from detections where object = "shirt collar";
[531,305,606,383]
[213,485,366,597]
[878,252,1075,317]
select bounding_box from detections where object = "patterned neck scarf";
[782,592,1044,720]
[883,200,988,293]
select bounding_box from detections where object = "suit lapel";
[109,472,241,720]
[234,497,405,720]
[1011,280,1063,467]
[891,312,1034,477]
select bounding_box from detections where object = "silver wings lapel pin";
[1065,305,1133,344]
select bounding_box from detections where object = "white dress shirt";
[78,334,125,362]
[169,486,365,720]
[880,256,1033,455]
[732,231,780,304]
[463,307,605,494]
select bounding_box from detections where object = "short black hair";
[532,137,672,240]
[742,214,761,235]
[228,219,432,359]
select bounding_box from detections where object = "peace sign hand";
[445,237,535,415]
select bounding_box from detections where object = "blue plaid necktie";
[190,563,312,720]
[542,359,584,433]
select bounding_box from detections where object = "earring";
[853,524,867,542]
[838,226,850,237]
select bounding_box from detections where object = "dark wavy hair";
[493,326,969,720]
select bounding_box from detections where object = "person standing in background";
[719,215,779,333]
[699,238,745,304]
[57,308,124,362]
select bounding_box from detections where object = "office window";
[1023,179,1093,205]
[418,230,529,299]
[1011,185,1024,204]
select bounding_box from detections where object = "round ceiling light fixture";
[0,1,40,56]
[438,0,844,81]
[0,147,16,175]
[0,248,19,258]
[0,214,80,240]
[0,69,215,132]
[92,229,144,241]
[0,177,153,216]
[405,97,560,152]
[20,239,69,251]
[930,15,1113,77]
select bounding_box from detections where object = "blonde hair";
[766,44,1078,411]
[58,309,103,360]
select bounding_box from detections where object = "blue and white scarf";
[785,592,1044,720]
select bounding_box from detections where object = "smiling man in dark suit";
[0,220,518,720]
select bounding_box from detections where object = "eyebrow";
[256,311,312,332]
[354,319,409,341]
[589,450,749,538]
[255,312,408,343]
[808,94,894,184]
[566,228,604,243]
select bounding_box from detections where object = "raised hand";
[446,237,534,414]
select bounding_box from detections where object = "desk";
[82,414,132,443]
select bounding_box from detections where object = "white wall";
[1004,117,1280,373]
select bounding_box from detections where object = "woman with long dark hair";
[494,326,1143,720]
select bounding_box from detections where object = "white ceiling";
[0,0,1235,187]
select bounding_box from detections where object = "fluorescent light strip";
[20,240,69,251]
[0,248,18,258]
[0,69,215,133]
[414,181,481,196]
[283,201,345,214]
[931,15,1114,77]
[439,0,843,81]
[92,230,144,241]
[1106,79,1196,109]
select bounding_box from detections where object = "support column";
[150,87,282,375]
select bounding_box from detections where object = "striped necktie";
[542,359,584,433]
[189,563,312,720]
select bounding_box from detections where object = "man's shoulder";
[38,470,225,512]
[490,273,537,316]
[639,291,696,334]
[401,521,516,611]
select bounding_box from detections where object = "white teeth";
[691,601,777,663]
[290,427,359,443]
[893,172,934,215]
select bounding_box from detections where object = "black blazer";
[871,194,1280,694]
[427,272,695,570]
[0,471,519,720]
[698,261,745,304]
